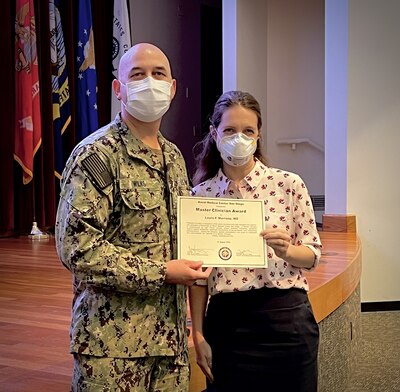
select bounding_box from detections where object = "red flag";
[14,0,42,184]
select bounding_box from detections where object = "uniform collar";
[115,114,173,169]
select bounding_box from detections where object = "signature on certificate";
[187,246,211,256]
[236,249,260,257]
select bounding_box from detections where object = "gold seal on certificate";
[177,196,268,268]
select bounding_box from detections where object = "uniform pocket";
[120,178,163,209]
[119,179,165,243]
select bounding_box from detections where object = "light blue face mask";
[216,133,257,167]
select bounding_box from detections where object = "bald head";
[118,43,173,83]
[112,42,177,124]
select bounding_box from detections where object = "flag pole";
[28,176,49,241]
[15,0,47,240]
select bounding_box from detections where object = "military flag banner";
[111,0,131,119]
[49,0,71,178]
[14,0,42,184]
[76,0,98,141]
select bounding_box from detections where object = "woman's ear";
[210,125,217,141]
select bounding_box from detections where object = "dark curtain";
[0,0,113,237]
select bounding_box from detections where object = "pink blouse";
[191,159,322,295]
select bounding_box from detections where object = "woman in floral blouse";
[189,91,322,392]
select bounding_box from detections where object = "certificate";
[177,196,267,268]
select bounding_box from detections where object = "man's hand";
[165,259,212,286]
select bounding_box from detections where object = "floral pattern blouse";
[191,159,322,295]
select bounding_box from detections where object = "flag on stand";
[49,0,71,178]
[76,0,98,141]
[14,0,42,185]
[111,0,131,119]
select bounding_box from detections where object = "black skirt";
[204,287,319,392]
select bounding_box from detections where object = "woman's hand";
[260,228,292,259]
[260,228,316,268]
[194,337,214,383]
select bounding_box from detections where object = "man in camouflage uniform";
[56,43,210,392]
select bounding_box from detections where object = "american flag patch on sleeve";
[81,153,113,189]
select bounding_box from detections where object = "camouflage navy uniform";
[55,115,191,391]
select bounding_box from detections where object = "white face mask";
[121,76,172,122]
[216,132,258,167]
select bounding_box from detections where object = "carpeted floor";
[349,311,400,392]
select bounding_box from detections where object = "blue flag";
[75,0,98,141]
[49,0,71,178]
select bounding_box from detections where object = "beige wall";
[223,0,325,197]
[224,0,400,302]
[265,0,325,196]
[347,0,400,301]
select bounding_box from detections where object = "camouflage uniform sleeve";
[55,147,167,295]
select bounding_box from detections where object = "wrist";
[285,244,315,268]
[284,243,296,263]
[192,329,205,344]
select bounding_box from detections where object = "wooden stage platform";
[0,229,361,391]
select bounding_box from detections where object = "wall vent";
[310,195,325,211]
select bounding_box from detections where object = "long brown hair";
[192,90,268,185]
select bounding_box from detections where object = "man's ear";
[112,79,122,100]
[170,79,177,100]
